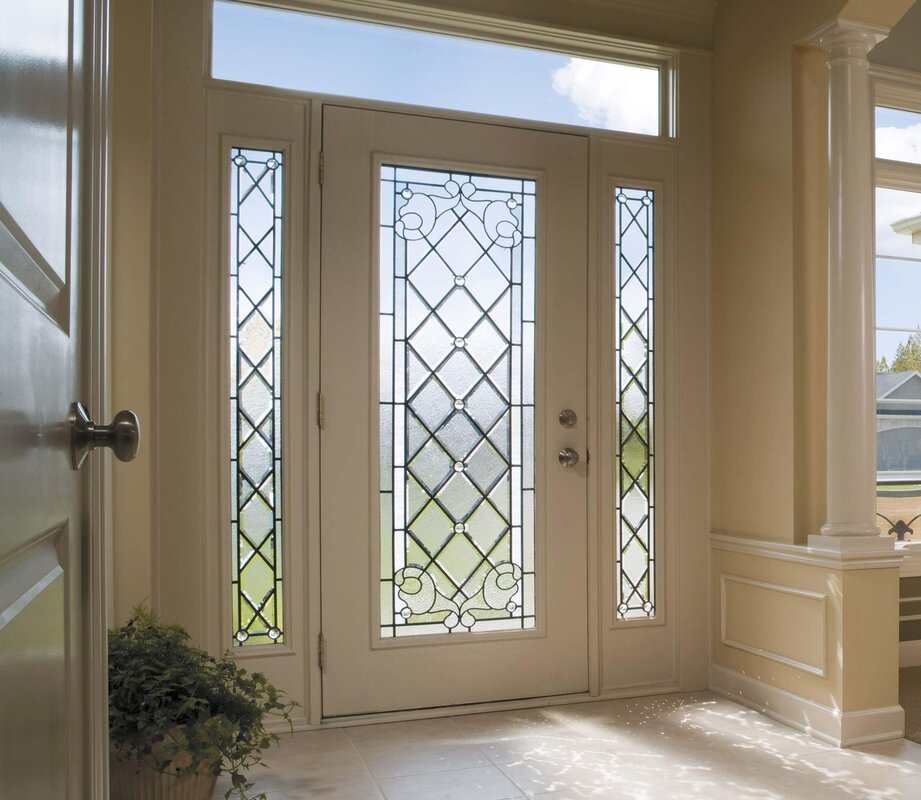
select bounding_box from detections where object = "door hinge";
[586,448,591,466]
[316,392,325,429]
[318,632,326,671]
[318,151,325,186]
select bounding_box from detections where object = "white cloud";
[877,124,921,164]
[551,58,659,135]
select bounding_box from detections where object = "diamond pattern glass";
[380,164,536,637]
[230,147,284,646]
[615,187,656,621]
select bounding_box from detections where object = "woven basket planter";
[110,760,218,800]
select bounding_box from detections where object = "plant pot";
[110,759,218,800]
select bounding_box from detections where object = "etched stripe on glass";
[230,147,284,646]
[380,165,536,637]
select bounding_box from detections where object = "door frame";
[86,0,114,795]
[150,0,711,730]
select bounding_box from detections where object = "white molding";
[719,575,827,677]
[808,17,890,49]
[900,639,921,667]
[710,664,904,747]
[873,64,921,114]
[234,0,708,58]
[875,159,921,193]
[710,532,904,570]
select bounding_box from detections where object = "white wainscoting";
[720,574,828,677]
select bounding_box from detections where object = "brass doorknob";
[70,402,140,469]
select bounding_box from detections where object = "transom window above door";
[211,1,662,135]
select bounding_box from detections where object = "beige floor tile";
[347,718,466,751]
[273,727,356,756]
[260,779,385,799]
[791,744,921,798]
[452,707,573,744]
[853,736,921,766]
[215,748,373,795]
[213,694,921,800]
[360,741,490,779]
[378,765,524,800]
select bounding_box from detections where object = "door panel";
[320,106,589,716]
[0,0,93,796]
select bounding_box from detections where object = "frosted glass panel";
[380,164,536,637]
[229,147,284,646]
[614,187,656,620]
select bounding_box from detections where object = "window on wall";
[614,187,656,620]
[211,1,662,136]
[875,105,921,542]
[229,147,285,646]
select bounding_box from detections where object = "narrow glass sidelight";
[229,147,285,646]
[614,186,656,620]
[379,164,536,637]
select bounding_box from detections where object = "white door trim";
[85,0,113,796]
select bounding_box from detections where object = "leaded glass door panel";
[320,106,589,716]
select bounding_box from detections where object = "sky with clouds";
[876,108,921,364]
[212,1,659,135]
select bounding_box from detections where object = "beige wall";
[711,544,900,714]
[111,0,155,623]
[710,0,844,543]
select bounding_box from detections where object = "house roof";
[877,371,921,400]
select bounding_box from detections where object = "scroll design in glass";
[614,187,656,620]
[229,147,284,646]
[380,165,536,637]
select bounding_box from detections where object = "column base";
[819,522,881,537]
[808,533,895,556]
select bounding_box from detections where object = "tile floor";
[215,692,921,799]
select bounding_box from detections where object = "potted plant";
[108,605,296,800]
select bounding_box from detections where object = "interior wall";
[111,0,155,623]
[709,0,843,543]
[792,44,829,543]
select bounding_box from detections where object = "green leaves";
[109,604,297,800]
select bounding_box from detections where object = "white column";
[809,20,890,551]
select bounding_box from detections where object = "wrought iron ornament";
[380,165,536,637]
[230,148,285,646]
[615,187,656,620]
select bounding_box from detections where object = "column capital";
[807,18,889,56]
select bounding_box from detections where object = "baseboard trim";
[710,664,904,747]
[270,681,691,732]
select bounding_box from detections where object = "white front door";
[0,0,108,796]
[320,106,589,716]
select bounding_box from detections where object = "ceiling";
[871,0,921,72]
